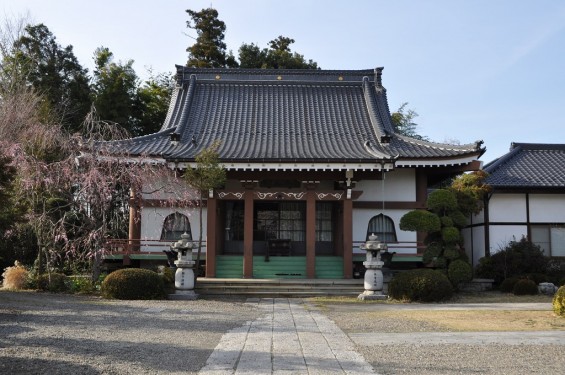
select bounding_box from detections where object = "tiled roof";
[484,143,565,188]
[100,66,484,168]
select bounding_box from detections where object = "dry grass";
[310,291,554,305]
[311,291,562,333]
[1,264,28,290]
[357,310,565,332]
[452,291,554,303]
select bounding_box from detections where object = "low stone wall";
[459,278,494,292]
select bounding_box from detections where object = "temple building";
[103,66,485,279]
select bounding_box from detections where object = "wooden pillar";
[306,192,316,278]
[128,188,141,258]
[342,198,353,279]
[206,196,217,278]
[243,192,254,278]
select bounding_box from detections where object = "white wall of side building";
[354,169,416,202]
[462,226,486,267]
[488,224,528,255]
[529,194,565,222]
[488,194,527,222]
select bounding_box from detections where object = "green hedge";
[101,268,166,300]
[388,268,453,302]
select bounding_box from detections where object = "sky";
[2,0,565,163]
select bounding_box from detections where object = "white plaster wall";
[488,224,527,255]
[469,209,485,225]
[529,194,565,222]
[462,226,486,267]
[352,208,417,255]
[488,194,527,222]
[140,206,207,252]
[354,169,415,202]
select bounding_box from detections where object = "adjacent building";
[464,143,565,265]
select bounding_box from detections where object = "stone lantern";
[358,233,388,300]
[169,232,198,300]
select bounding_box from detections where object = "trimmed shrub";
[553,286,565,317]
[37,273,68,292]
[399,210,441,232]
[443,246,461,260]
[475,238,549,285]
[158,266,175,294]
[448,259,473,288]
[101,268,166,300]
[524,273,550,284]
[427,189,458,212]
[1,262,29,290]
[442,227,460,243]
[448,210,469,228]
[513,279,538,295]
[440,216,453,228]
[422,243,441,264]
[499,277,520,293]
[388,268,453,302]
[68,276,95,294]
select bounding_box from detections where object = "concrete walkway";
[198,298,377,375]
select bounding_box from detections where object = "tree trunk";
[194,193,203,286]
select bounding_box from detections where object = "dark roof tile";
[99,67,484,166]
[484,143,565,188]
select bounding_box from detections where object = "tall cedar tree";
[91,47,139,136]
[391,102,428,141]
[134,71,174,135]
[186,8,237,68]
[7,24,91,133]
[239,36,318,69]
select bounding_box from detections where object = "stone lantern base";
[169,290,198,300]
[358,290,387,301]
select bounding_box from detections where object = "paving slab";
[198,298,377,374]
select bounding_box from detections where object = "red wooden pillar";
[243,192,254,278]
[206,195,217,278]
[306,192,316,278]
[342,198,353,278]
[127,188,141,265]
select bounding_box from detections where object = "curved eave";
[395,154,483,168]
[172,160,396,172]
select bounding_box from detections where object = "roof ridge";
[394,133,483,151]
[511,142,565,151]
[176,65,376,75]
[483,144,523,172]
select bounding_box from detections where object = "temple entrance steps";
[215,255,345,279]
[194,278,364,298]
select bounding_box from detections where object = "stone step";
[193,278,374,297]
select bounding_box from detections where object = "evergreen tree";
[186,8,237,68]
[239,36,318,69]
[391,102,428,141]
[91,47,139,135]
[134,71,173,135]
[6,24,91,133]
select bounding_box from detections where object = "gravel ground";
[2,291,565,375]
[0,290,261,375]
[323,305,565,375]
